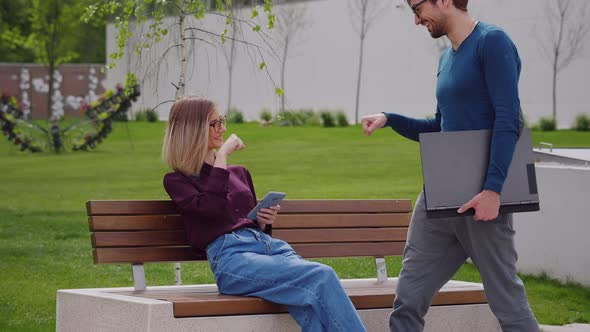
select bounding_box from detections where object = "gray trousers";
[390,192,539,332]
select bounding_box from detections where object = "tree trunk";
[354,36,365,125]
[552,3,566,125]
[552,56,558,125]
[354,6,367,127]
[280,35,289,113]
[226,38,235,114]
[48,62,55,120]
[175,15,188,100]
[174,13,188,286]
[47,0,60,120]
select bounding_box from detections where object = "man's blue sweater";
[385,22,521,194]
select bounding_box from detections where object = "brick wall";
[0,63,106,120]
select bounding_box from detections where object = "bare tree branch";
[274,2,312,112]
[185,27,261,48]
[349,0,392,124]
[537,0,590,123]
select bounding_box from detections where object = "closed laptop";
[419,129,540,218]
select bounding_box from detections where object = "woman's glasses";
[209,115,227,132]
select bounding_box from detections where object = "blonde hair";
[162,97,216,176]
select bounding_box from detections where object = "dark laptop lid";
[419,129,539,218]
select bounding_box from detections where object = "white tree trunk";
[176,15,188,100]
[280,36,289,113]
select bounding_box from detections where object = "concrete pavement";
[541,324,590,332]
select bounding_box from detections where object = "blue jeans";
[206,227,366,332]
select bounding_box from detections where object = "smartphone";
[247,191,286,220]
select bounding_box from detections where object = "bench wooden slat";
[92,231,188,248]
[290,242,405,258]
[275,213,410,228]
[116,280,487,317]
[273,228,408,243]
[87,199,412,216]
[91,228,407,248]
[88,213,410,231]
[93,241,405,263]
[89,215,183,231]
[87,200,178,216]
[93,247,205,264]
[280,200,412,214]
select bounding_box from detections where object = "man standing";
[361,0,539,331]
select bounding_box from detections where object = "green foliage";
[135,108,159,122]
[146,109,159,122]
[573,114,590,131]
[84,0,276,70]
[275,109,319,126]
[320,112,335,127]
[0,0,35,62]
[539,117,557,132]
[227,108,244,124]
[275,111,304,126]
[336,111,349,127]
[259,109,272,122]
[28,0,86,65]
[134,110,147,122]
[1,84,140,152]
[0,0,105,63]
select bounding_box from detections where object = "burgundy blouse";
[163,163,265,251]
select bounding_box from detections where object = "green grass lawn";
[0,122,589,331]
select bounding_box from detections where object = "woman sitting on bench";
[162,96,366,332]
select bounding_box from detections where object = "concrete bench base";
[57,280,501,332]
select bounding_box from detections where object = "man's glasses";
[209,115,226,132]
[410,0,428,17]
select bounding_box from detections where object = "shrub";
[134,109,159,122]
[538,117,556,131]
[111,111,129,122]
[297,109,321,126]
[260,109,273,122]
[305,112,322,126]
[320,112,335,127]
[145,109,159,122]
[227,107,244,124]
[573,114,590,131]
[134,110,147,121]
[522,114,530,129]
[276,111,305,126]
[274,110,317,126]
[336,112,349,127]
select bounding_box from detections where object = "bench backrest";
[88,199,412,264]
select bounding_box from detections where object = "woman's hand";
[256,205,281,226]
[217,133,245,157]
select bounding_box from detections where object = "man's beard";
[428,14,447,39]
[430,28,445,39]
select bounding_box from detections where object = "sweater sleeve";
[383,107,442,142]
[163,169,230,219]
[479,29,521,194]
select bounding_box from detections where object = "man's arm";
[480,29,522,194]
[361,107,441,139]
[458,28,521,221]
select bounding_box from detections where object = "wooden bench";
[56,199,501,332]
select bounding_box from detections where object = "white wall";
[106,0,590,127]
[514,165,590,287]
